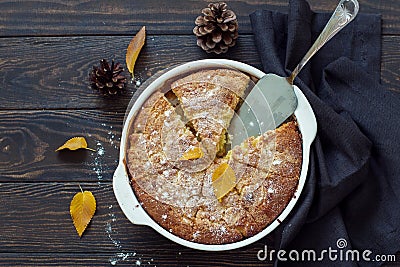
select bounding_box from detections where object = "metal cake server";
[229,0,359,147]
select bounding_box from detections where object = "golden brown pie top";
[126,68,302,244]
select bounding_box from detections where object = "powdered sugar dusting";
[268,187,275,194]
[97,146,105,156]
[106,124,120,150]
[91,125,155,265]
[93,141,105,185]
[106,204,142,265]
[105,205,121,250]
[272,159,282,165]
[85,125,159,265]
[109,252,136,266]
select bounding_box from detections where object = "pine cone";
[193,2,238,54]
[90,59,126,95]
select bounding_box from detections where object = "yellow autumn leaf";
[212,162,237,201]
[70,189,96,237]
[55,137,95,152]
[179,146,203,160]
[126,26,146,74]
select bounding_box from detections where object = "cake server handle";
[287,0,359,84]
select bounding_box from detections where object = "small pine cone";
[90,59,127,95]
[193,2,238,54]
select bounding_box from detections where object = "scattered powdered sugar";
[105,207,121,250]
[268,187,275,194]
[93,123,157,266]
[106,204,141,266]
[107,124,120,150]
[97,146,105,156]
[208,224,229,238]
[164,110,172,117]
[272,159,282,165]
[109,252,137,266]
[161,191,170,199]
[92,141,105,185]
[88,126,118,186]
[145,161,151,168]
[131,73,143,88]
[193,231,200,238]
[244,193,253,201]
[96,138,137,266]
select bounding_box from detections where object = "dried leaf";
[179,147,203,160]
[212,162,236,201]
[70,188,96,237]
[126,26,146,74]
[55,137,95,152]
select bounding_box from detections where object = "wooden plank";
[0,181,398,264]
[0,253,274,267]
[0,110,123,181]
[0,35,398,111]
[0,182,173,253]
[0,182,273,258]
[0,177,398,265]
[382,36,400,92]
[0,0,397,36]
[0,35,262,110]
[0,253,398,267]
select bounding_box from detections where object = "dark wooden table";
[0,1,398,266]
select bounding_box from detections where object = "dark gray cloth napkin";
[250,0,400,266]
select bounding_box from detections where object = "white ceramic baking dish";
[113,59,317,251]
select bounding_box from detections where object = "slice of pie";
[171,69,250,156]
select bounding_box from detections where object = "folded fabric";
[250,0,400,266]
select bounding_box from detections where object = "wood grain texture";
[0,253,274,267]
[0,182,397,265]
[0,35,262,110]
[0,0,397,35]
[0,35,398,111]
[0,0,399,265]
[382,36,400,91]
[0,182,273,262]
[0,110,123,181]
